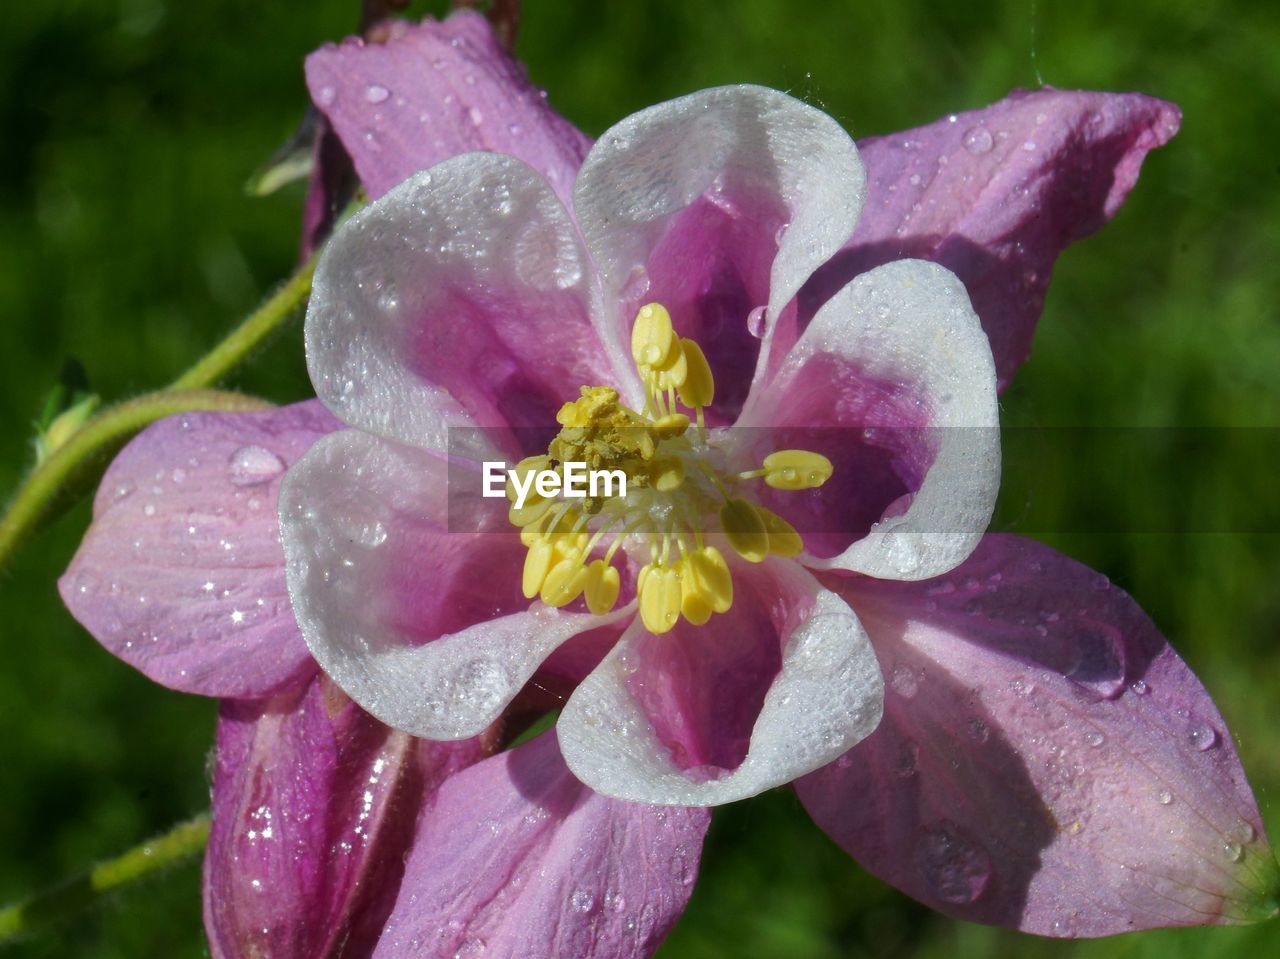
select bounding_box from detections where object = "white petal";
[746,259,1000,580]
[558,568,883,806]
[280,429,624,739]
[574,85,864,384]
[306,152,605,454]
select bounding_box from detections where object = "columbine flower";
[58,11,1276,952]
[280,82,1003,806]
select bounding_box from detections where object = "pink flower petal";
[741,259,999,581]
[205,674,488,959]
[795,88,1181,390]
[798,534,1278,935]
[559,560,882,806]
[306,153,612,455]
[574,85,864,420]
[58,402,339,698]
[280,428,630,740]
[372,731,709,959]
[306,11,590,206]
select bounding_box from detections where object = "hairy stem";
[169,252,317,391]
[0,389,272,572]
[0,814,210,945]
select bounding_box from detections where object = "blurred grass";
[1,0,1277,956]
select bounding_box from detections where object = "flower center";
[508,303,832,634]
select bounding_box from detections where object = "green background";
[2,0,1278,956]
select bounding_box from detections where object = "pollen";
[509,302,833,634]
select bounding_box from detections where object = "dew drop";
[1129,679,1150,696]
[569,889,596,914]
[1223,841,1245,863]
[317,85,336,106]
[962,126,994,155]
[1083,730,1105,748]
[1157,789,1174,805]
[916,822,992,904]
[376,288,400,313]
[365,83,390,104]
[966,719,989,743]
[468,106,484,127]
[229,446,286,487]
[1187,724,1219,751]
[1229,820,1257,844]
[889,662,920,698]
[746,306,767,338]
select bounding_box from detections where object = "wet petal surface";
[799,535,1278,935]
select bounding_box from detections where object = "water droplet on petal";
[229,446,286,486]
[1229,820,1257,844]
[569,889,596,914]
[468,106,484,126]
[365,83,389,104]
[962,126,994,155]
[317,85,336,106]
[1129,679,1149,695]
[746,306,767,338]
[1083,730,1105,748]
[1157,789,1174,806]
[916,822,992,904]
[1223,841,1245,862]
[889,663,920,698]
[1187,724,1219,751]
[967,719,989,743]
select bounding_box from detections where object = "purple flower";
[58,10,1276,954]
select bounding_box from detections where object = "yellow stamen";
[676,338,714,409]
[762,449,834,490]
[522,538,556,599]
[719,497,770,563]
[505,455,550,502]
[508,302,832,634]
[638,563,683,634]
[648,453,685,492]
[583,560,621,615]
[541,554,590,607]
[682,546,733,613]
[631,303,679,370]
[756,505,804,557]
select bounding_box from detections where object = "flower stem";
[0,389,272,573]
[169,251,317,391]
[0,814,210,945]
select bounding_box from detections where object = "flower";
[285,78,1008,806]
[59,10,1277,951]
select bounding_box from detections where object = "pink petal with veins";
[205,674,489,959]
[799,534,1278,935]
[794,89,1181,390]
[306,11,590,206]
[373,731,708,959]
[59,402,339,698]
